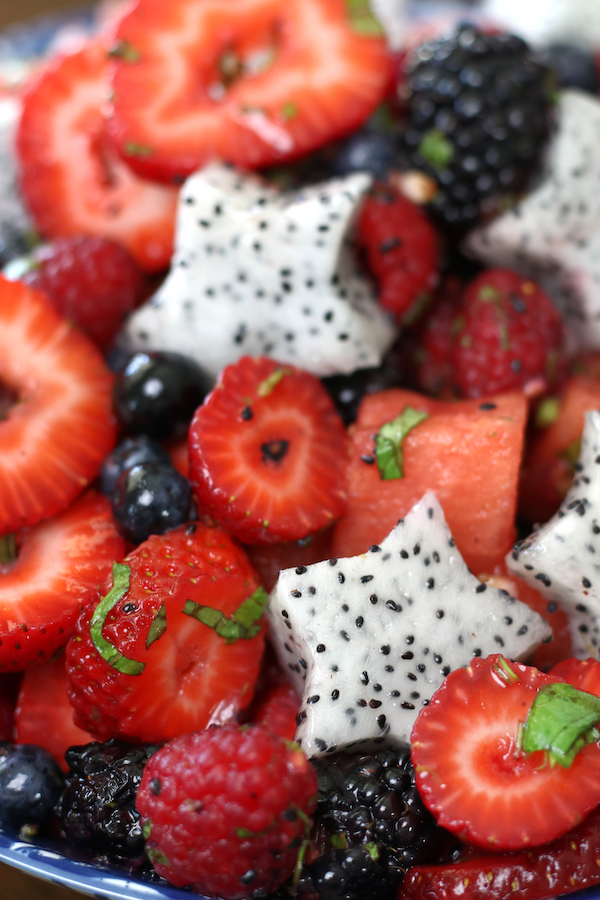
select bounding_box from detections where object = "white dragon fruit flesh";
[267,492,551,757]
[482,0,600,52]
[120,163,396,380]
[507,410,600,660]
[465,91,600,352]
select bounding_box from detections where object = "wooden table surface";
[0,861,87,898]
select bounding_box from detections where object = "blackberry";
[55,738,159,869]
[399,24,556,233]
[294,745,459,900]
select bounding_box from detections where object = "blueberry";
[541,43,599,94]
[101,436,172,498]
[331,128,398,180]
[113,351,212,441]
[111,462,193,545]
[0,742,64,828]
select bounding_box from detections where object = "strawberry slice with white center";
[107,0,392,181]
[0,491,124,672]
[411,654,600,851]
[188,355,349,544]
[16,41,178,272]
[14,654,95,769]
[0,276,117,534]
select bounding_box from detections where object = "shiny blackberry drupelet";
[294,745,459,900]
[111,462,192,545]
[113,351,212,441]
[55,739,159,869]
[399,24,556,233]
[0,742,64,829]
[100,435,172,499]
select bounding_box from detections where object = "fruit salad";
[5,1,600,899]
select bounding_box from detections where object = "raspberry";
[136,724,318,899]
[453,268,566,398]
[22,235,145,351]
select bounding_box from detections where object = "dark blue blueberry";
[331,128,398,180]
[113,351,212,440]
[100,436,172,498]
[111,463,192,545]
[0,742,64,828]
[541,43,599,93]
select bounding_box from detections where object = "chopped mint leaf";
[90,563,145,675]
[0,533,16,565]
[183,586,268,644]
[124,142,154,158]
[523,682,600,768]
[108,41,141,63]
[418,130,454,171]
[233,586,269,629]
[145,602,167,649]
[281,101,299,121]
[375,407,429,480]
[257,368,290,397]
[346,0,385,37]
[535,396,560,428]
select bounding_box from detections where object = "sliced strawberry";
[14,654,94,770]
[107,0,392,181]
[0,491,124,671]
[0,681,15,741]
[0,277,117,535]
[400,805,600,900]
[356,181,440,321]
[65,522,266,744]
[411,654,600,851]
[188,356,349,544]
[16,41,178,272]
[550,657,600,694]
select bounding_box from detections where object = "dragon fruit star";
[268,492,551,757]
[120,163,396,380]
[465,91,600,351]
[508,410,600,660]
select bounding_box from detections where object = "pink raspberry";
[136,724,318,899]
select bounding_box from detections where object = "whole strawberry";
[452,268,565,399]
[136,724,318,899]
[21,235,145,351]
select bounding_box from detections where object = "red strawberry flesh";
[0,276,117,535]
[411,654,600,850]
[108,0,392,180]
